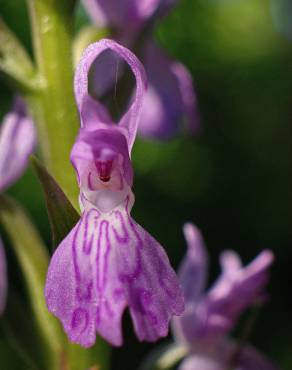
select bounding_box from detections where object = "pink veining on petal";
[45,200,184,347]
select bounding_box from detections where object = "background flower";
[171,223,277,370]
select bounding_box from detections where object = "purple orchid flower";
[138,41,199,139]
[0,97,35,315]
[171,223,278,370]
[0,97,36,192]
[45,39,185,348]
[0,237,7,315]
[82,0,200,140]
[82,0,175,31]
[87,39,200,140]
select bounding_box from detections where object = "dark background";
[0,0,291,369]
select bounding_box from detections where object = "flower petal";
[45,201,184,347]
[172,224,208,345]
[0,97,36,192]
[200,250,274,339]
[119,210,185,341]
[170,61,200,135]
[179,223,208,304]
[71,125,134,190]
[74,38,147,152]
[45,208,127,347]
[138,43,199,139]
[0,237,7,315]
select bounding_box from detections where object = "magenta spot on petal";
[139,289,152,306]
[71,308,89,334]
[105,300,114,318]
[76,281,93,302]
[147,311,158,326]
[113,288,125,303]
[131,288,153,314]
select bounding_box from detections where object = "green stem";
[26,0,79,206]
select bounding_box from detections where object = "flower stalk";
[26,0,79,205]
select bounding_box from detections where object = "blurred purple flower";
[45,39,184,348]
[83,0,175,30]
[0,97,36,315]
[0,97,36,192]
[0,237,7,315]
[171,223,278,370]
[82,0,200,140]
[139,41,199,139]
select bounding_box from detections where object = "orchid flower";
[170,223,278,370]
[138,41,199,139]
[0,97,36,315]
[82,0,200,140]
[0,97,36,193]
[45,39,185,348]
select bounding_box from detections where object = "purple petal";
[170,62,200,135]
[199,250,274,340]
[71,126,134,190]
[179,340,279,370]
[0,97,36,192]
[172,223,208,344]
[138,43,199,140]
[45,202,184,347]
[0,237,7,315]
[82,0,161,30]
[74,38,147,152]
[179,223,208,304]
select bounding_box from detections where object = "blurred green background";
[0,0,291,369]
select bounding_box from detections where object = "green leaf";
[66,339,111,370]
[31,156,80,249]
[0,288,47,370]
[0,195,64,370]
[0,17,41,92]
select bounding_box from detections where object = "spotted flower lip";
[171,223,277,370]
[45,39,185,348]
[0,97,36,192]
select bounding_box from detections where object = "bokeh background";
[0,0,291,369]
